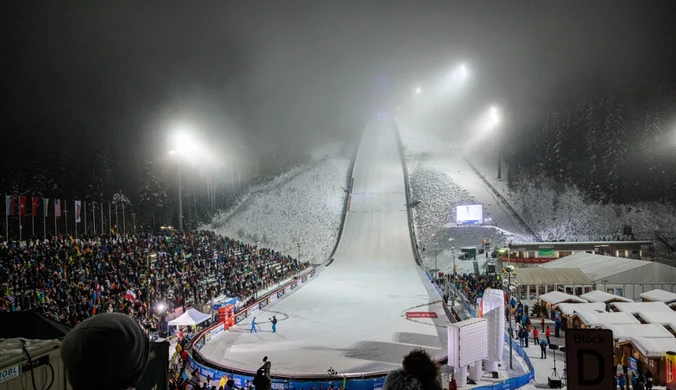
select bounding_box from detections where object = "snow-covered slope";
[210,157,350,264]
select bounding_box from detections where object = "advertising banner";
[277,290,285,298]
[270,292,278,302]
[405,312,438,318]
[291,282,298,290]
[260,298,269,309]
[302,276,308,283]
[205,332,212,343]
[211,325,224,338]
[235,311,247,324]
[311,269,316,277]
[667,351,676,390]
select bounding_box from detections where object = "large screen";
[456,204,484,225]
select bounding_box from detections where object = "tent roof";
[554,302,606,316]
[577,311,640,326]
[539,291,588,305]
[640,289,676,303]
[540,252,652,281]
[600,324,674,339]
[610,302,674,315]
[167,308,210,326]
[622,337,676,358]
[636,311,676,325]
[580,290,634,303]
[514,268,592,286]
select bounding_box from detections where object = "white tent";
[609,301,673,315]
[580,290,633,304]
[168,308,211,326]
[555,302,606,316]
[600,323,674,339]
[577,311,640,327]
[640,289,676,303]
[636,311,676,325]
[539,291,588,306]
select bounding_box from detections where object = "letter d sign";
[566,329,614,390]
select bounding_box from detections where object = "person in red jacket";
[533,327,540,345]
[545,325,552,344]
[541,316,545,332]
[181,349,189,370]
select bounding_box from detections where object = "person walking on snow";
[250,317,258,333]
[271,316,278,333]
[541,316,545,332]
[533,328,540,345]
[540,339,547,359]
[545,325,552,344]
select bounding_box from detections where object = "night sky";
[3,1,676,157]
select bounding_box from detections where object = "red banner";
[406,312,438,318]
[32,197,39,216]
[19,196,27,216]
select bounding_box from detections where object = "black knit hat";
[61,313,150,390]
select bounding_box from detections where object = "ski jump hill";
[199,118,452,377]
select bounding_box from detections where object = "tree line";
[503,78,676,205]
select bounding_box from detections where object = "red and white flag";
[54,199,62,217]
[31,197,39,216]
[75,200,81,223]
[19,196,27,216]
[124,290,137,302]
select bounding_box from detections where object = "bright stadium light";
[488,106,500,128]
[415,86,422,95]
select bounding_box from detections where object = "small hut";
[552,302,606,328]
[609,301,673,315]
[639,289,676,304]
[616,336,676,386]
[576,311,639,328]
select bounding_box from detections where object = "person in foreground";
[383,349,442,390]
[60,312,150,390]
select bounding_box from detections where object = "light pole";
[297,241,301,277]
[169,150,184,232]
[451,246,456,306]
[503,265,517,370]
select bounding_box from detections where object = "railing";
[461,156,541,242]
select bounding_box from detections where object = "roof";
[538,291,588,305]
[577,311,640,326]
[622,337,676,358]
[636,311,676,325]
[514,268,592,286]
[580,290,634,303]
[540,252,652,281]
[0,311,71,339]
[609,302,674,315]
[600,324,674,339]
[554,302,606,316]
[640,289,676,303]
[512,241,653,246]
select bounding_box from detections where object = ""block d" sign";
[565,328,614,390]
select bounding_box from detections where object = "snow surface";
[201,119,451,376]
[210,157,350,264]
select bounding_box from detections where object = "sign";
[406,312,438,318]
[667,351,676,390]
[628,356,637,374]
[205,332,212,342]
[565,328,614,390]
[259,298,269,309]
[0,364,22,384]
[302,276,308,283]
[277,290,285,298]
[291,282,298,290]
[235,311,247,324]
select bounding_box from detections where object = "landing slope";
[201,119,450,376]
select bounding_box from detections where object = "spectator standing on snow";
[554,317,561,337]
[540,339,547,359]
[250,317,258,333]
[533,328,540,345]
[541,316,545,332]
[271,316,278,333]
[524,328,530,348]
[645,369,653,390]
[545,325,551,344]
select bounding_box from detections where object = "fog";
[2,1,675,213]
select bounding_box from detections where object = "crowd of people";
[453,273,500,304]
[0,230,309,328]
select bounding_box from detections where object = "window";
[616,289,623,297]
[607,288,614,294]
[565,287,573,295]
[559,251,573,258]
[575,287,583,296]
[557,285,564,292]
[584,287,593,293]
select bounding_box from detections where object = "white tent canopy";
[609,301,673,315]
[640,289,676,303]
[622,337,676,358]
[577,311,640,327]
[600,324,674,339]
[580,290,633,304]
[554,302,606,316]
[636,311,676,325]
[539,291,588,306]
[168,308,211,326]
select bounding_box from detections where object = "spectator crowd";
[0,230,309,328]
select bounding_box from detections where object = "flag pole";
[64,202,68,235]
[18,195,22,243]
[74,201,77,238]
[32,200,35,238]
[109,203,112,234]
[43,199,47,239]
[54,200,58,236]
[122,203,126,235]
[115,203,118,231]
[84,201,87,236]
[5,196,8,242]
[100,203,103,235]
[92,201,96,235]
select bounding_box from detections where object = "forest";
[504,77,676,205]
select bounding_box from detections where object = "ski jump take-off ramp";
[201,119,451,376]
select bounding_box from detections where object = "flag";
[5,195,16,216]
[19,196,27,217]
[32,197,39,216]
[124,290,137,302]
[75,200,81,223]
[43,198,49,216]
[54,199,61,217]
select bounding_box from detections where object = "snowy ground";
[202,119,453,376]
[209,157,350,264]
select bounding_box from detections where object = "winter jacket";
[383,369,442,390]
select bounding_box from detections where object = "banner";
[405,312,438,318]
[538,248,555,257]
[135,341,169,390]
[74,200,81,223]
[19,196,27,216]
[259,298,269,309]
[43,198,49,216]
[31,197,39,216]
[667,351,676,390]
[6,195,15,216]
[54,199,61,217]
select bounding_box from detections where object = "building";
[512,268,593,303]
[507,240,654,264]
[539,252,676,300]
